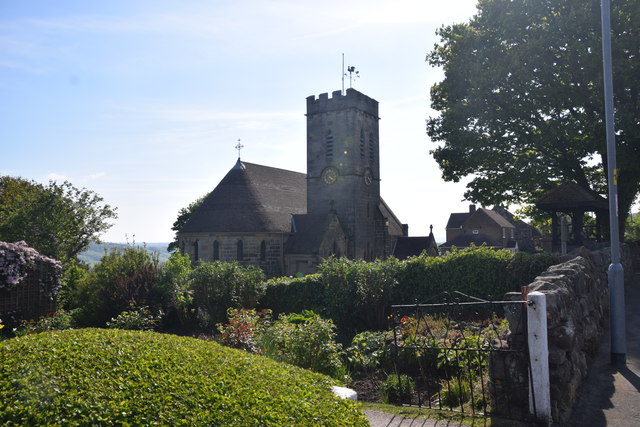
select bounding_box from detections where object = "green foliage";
[0,328,368,426]
[167,194,208,252]
[427,0,640,234]
[14,310,76,337]
[625,212,640,241]
[106,305,161,331]
[72,245,161,326]
[382,374,415,404]
[262,311,345,380]
[216,308,272,354]
[260,274,324,317]
[506,251,556,290]
[0,176,117,266]
[440,379,472,408]
[189,261,265,327]
[345,330,390,373]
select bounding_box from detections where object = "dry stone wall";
[494,245,633,423]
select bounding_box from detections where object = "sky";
[0,0,480,244]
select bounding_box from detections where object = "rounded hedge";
[0,329,367,426]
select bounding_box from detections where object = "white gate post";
[527,291,551,424]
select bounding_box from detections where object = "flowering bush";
[216,308,271,354]
[0,241,62,296]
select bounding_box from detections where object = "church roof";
[285,214,338,255]
[393,236,438,259]
[180,160,306,234]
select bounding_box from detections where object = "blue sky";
[1,0,479,243]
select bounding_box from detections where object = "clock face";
[322,167,338,185]
[363,169,373,185]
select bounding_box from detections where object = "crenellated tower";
[306,88,381,259]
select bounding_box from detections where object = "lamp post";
[600,0,626,367]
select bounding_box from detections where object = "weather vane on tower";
[235,139,244,160]
[341,54,361,94]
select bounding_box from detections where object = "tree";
[427,0,640,235]
[0,176,117,265]
[167,193,208,252]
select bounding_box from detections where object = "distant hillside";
[78,242,171,266]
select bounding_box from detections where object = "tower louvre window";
[260,240,266,261]
[368,133,375,162]
[360,129,365,159]
[326,130,334,159]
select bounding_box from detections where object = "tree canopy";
[0,176,117,265]
[427,0,640,230]
[167,194,207,252]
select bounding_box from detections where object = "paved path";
[567,272,640,426]
[363,410,471,427]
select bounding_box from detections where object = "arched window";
[213,240,219,260]
[326,130,334,160]
[237,240,244,260]
[360,128,365,159]
[260,240,266,261]
[193,240,199,261]
[333,241,338,257]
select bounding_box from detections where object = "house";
[440,205,518,252]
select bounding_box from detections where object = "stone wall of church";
[179,232,286,277]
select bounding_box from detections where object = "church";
[178,89,437,277]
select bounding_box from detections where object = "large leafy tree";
[167,194,208,252]
[0,176,117,265]
[427,0,640,233]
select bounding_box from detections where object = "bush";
[262,311,345,380]
[189,261,266,328]
[14,310,76,337]
[345,330,390,373]
[382,374,415,404]
[106,305,161,331]
[72,245,161,326]
[216,308,271,354]
[0,329,368,425]
[440,379,471,408]
[260,274,324,317]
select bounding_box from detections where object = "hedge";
[0,328,367,426]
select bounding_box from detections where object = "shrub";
[262,310,345,379]
[382,374,415,404]
[506,251,556,290]
[0,329,368,425]
[216,308,271,354]
[72,245,161,326]
[14,310,76,337]
[260,274,324,317]
[345,330,390,373]
[106,305,161,331]
[189,261,265,328]
[440,379,471,408]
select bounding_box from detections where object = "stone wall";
[495,245,633,423]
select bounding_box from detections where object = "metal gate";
[390,291,534,421]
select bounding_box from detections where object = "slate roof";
[284,214,338,255]
[440,233,503,249]
[180,160,307,234]
[536,182,608,211]
[393,236,438,259]
[477,208,515,229]
[446,212,471,229]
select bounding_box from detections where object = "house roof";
[180,160,307,234]
[475,208,515,229]
[393,236,438,259]
[536,181,608,212]
[440,233,503,249]
[446,212,471,229]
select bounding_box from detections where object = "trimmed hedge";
[0,329,367,426]
[261,247,556,335]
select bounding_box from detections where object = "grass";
[1,328,367,426]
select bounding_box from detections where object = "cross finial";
[235,139,244,159]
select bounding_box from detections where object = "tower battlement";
[306,88,378,117]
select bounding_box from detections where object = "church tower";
[306,89,382,259]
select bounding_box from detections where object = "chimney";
[469,204,476,213]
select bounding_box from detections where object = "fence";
[390,290,550,423]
